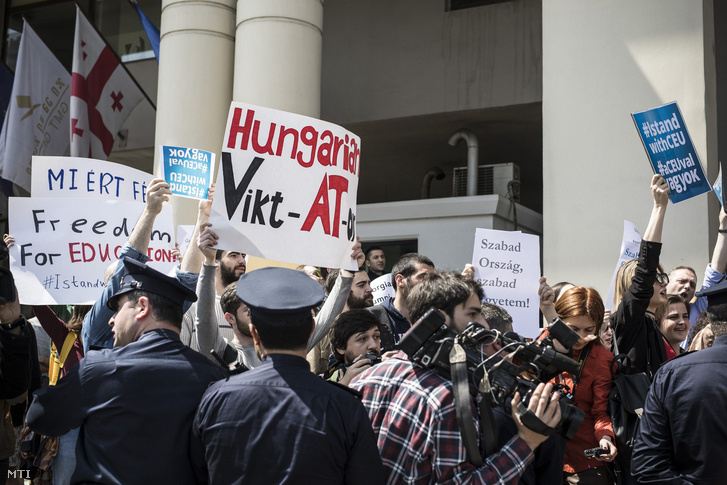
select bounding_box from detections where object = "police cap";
[695,279,727,308]
[107,257,197,311]
[236,267,324,321]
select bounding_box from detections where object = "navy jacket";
[192,353,384,484]
[632,336,727,484]
[26,329,224,485]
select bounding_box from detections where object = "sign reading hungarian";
[209,102,361,270]
[160,145,214,200]
[471,228,541,338]
[632,102,711,203]
[31,156,154,201]
[9,197,175,304]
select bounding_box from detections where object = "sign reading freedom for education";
[31,156,155,201]
[209,102,361,270]
[8,198,175,305]
[471,228,540,338]
[632,102,711,203]
[160,145,214,200]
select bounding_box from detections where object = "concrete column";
[155,0,236,225]
[235,0,324,117]
[542,0,714,300]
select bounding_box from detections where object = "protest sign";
[371,273,394,306]
[31,156,154,201]
[632,102,711,203]
[208,102,360,270]
[9,197,175,304]
[471,228,540,338]
[160,145,214,200]
[605,221,642,310]
[176,224,195,259]
[713,163,724,209]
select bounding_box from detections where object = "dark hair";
[325,269,340,295]
[391,253,434,294]
[655,294,691,324]
[67,305,91,333]
[688,304,727,345]
[220,282,241,315]
[555,286,605,337]
[365,246,384,259]
[125,290,183,329]
[250,313,314,350]
[329,309,380,362]
[551,282,574,302]
[215,249,224,261]
[480,302,513,333]
[407,271,482,325]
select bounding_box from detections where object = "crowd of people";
[0,173,724,484]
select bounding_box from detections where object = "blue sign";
[632,102,711,203]
[160,145,214,200]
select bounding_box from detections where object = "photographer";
[324,309,384,386]
[350,271,562,484]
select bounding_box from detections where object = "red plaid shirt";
[350,354,534,484]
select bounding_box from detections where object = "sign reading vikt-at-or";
[209,102,361,270]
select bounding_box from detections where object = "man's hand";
[461,264,475,280]
[538,277,558,323]
[339,355,373,387]
[197,223,219,266]
[145,178,172,215]
[651,174,670,208]
[198,183,215,220]
[3,234,14,249]
[351,237,364,269]
[512,382,562,451]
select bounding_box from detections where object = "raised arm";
[127,178,171,253]
[642,174,669,243]
[181,184,215,274]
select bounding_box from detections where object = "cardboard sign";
[160,145,214,200]
[605,221,642,310]
[371,273,395,306]
[471,228,541,338]
[31,156,154,201]
[209,102,361,270]
[632,102,711,203]
[9,197,175,304]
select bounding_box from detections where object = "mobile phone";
[584,447,607,458]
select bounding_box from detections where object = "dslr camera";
[400,308,585,440]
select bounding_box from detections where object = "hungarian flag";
[70,6,146,159]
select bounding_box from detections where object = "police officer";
[191,267,384,484]
[26,257,225,484]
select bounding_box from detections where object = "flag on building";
[71,6,146,159]
[0,21,71,192]
[128,0,160,62]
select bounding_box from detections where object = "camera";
[399,308,585,440]
[363,352,382,366]
[584,447,607,458]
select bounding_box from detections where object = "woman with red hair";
[542,284,617,484]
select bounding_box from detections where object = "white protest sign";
[371,273,395,306]
[31,156,155,201]
[208,102,360,270]
[605,221,642,310]
[9,197,175,304]
[176,224,195,259]
[472,228,540,338]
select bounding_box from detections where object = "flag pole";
[73,3,156,111]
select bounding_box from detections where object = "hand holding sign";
[146,178,172,215]
[651,174,670,208]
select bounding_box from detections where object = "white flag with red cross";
[70,6,145,159]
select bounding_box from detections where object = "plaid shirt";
[350,354,534,485]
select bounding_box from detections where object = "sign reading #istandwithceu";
[9,198,175,305]
[209,102,360,270]
[632,102,711,203]
[471,228,540,338]
[160,145,214,200]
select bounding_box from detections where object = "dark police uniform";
[191,267,385,484]
[26,258,225,485]
[632,335,727,484]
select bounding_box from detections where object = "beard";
[347,293,373,309]
[220,262,244,286]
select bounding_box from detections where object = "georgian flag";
[70,6,146,159]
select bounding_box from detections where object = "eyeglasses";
[656,273,669,285]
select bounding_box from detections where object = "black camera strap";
[450,342,496,466]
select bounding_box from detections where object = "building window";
[446,0,512,11]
